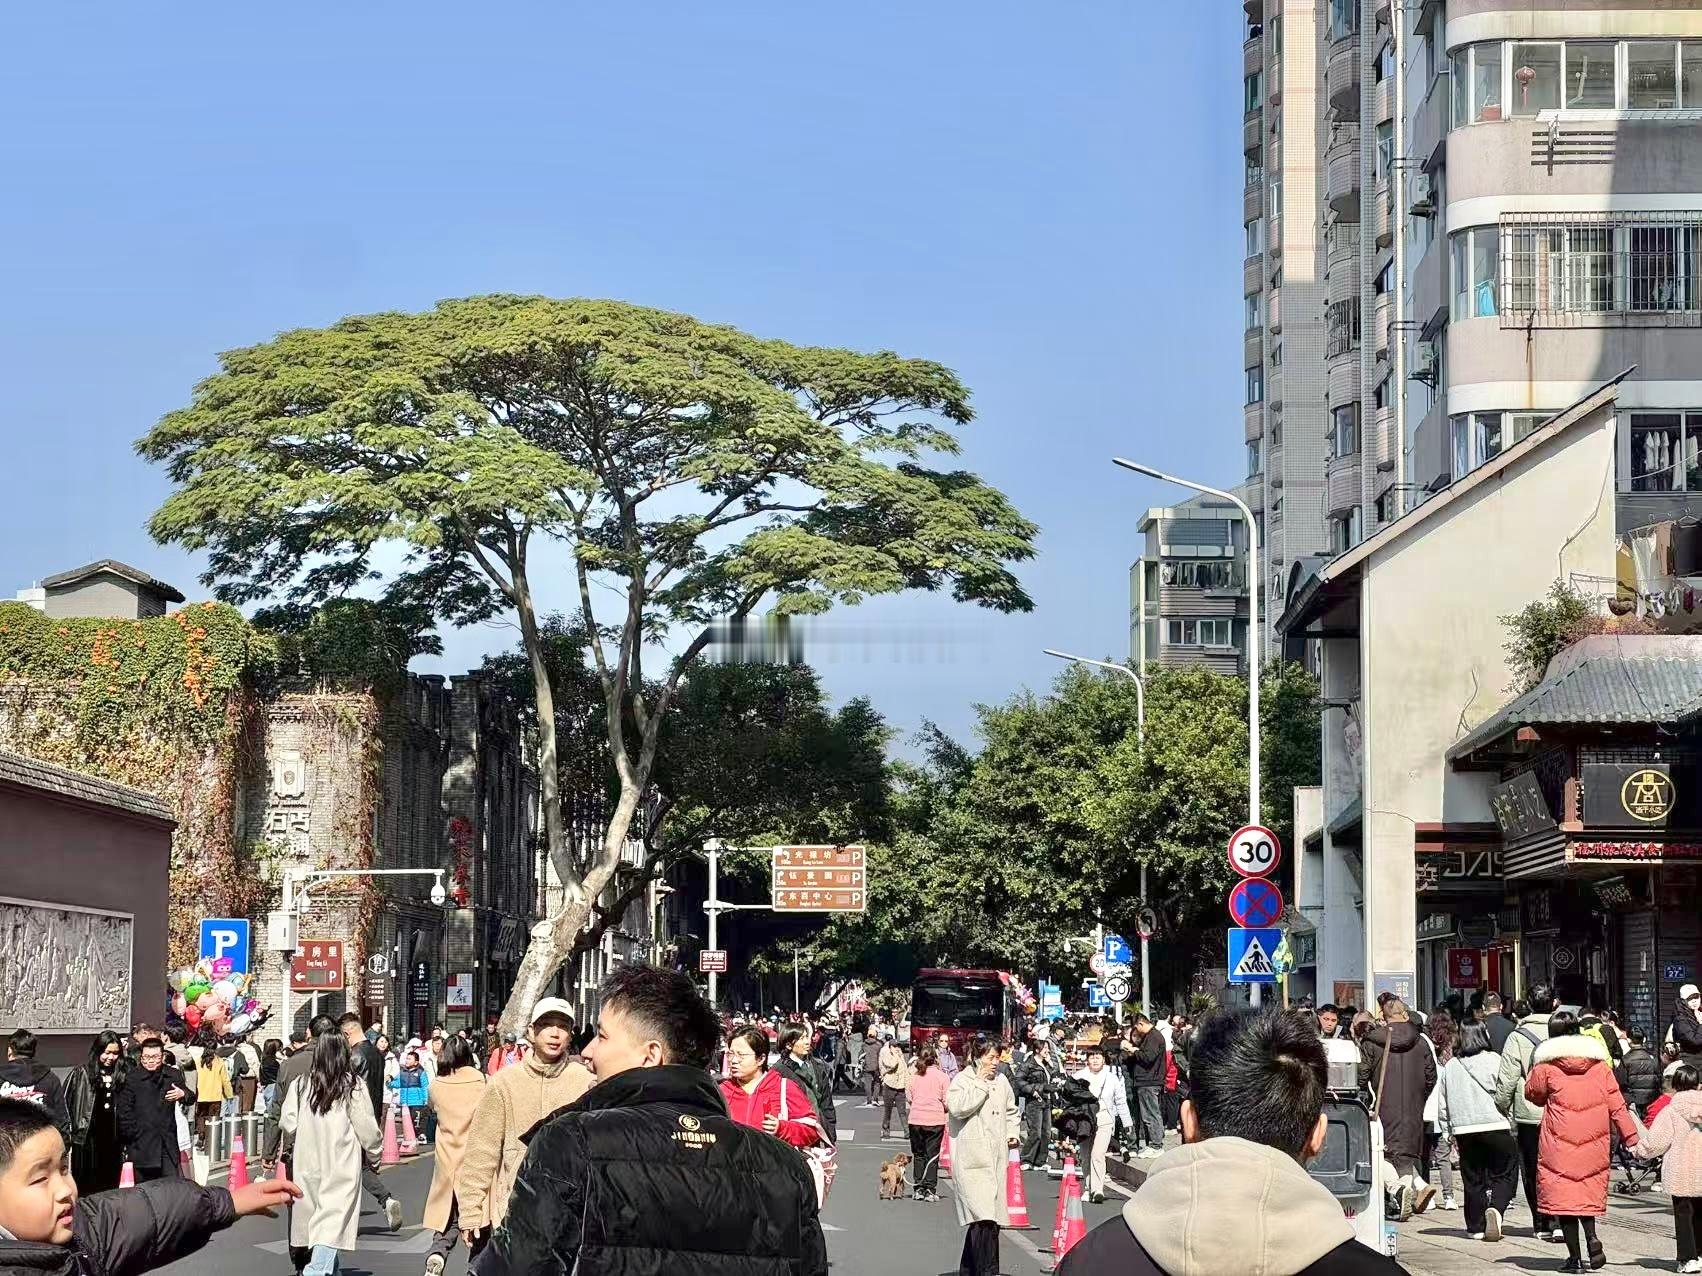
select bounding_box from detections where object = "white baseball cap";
[530,997,576,1027]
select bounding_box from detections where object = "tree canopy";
[139,295,1035,1025]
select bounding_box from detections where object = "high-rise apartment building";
[1244,0,1333,652]
[1128,494,1251,676]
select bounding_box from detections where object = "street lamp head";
[1112,458,1164,481]
[430,873,447,908]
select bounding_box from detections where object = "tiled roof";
[38,559,186,602]
[1450,635,1702,759]
[0,749,175,824]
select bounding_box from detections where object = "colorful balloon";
[171,993,187,1016]
[183,1006,203,1030]
[211,979,237,1004]
[193,992,214,1012]
[184,982,210,1003]
[228,1013,251,1035]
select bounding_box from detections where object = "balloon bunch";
[166,961,270,1038]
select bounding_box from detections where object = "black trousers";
[1557,1215,1599,1266]
[881,1085,907,1135]
[1020,1098,1048,1166]
[910,1124,944,1194]
[959,1219,1000,1276]
[1455,1130,1518,1235]
[1515,1121,1547,1231]
[1675,1196,1699,1265]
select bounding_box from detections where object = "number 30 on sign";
[1228,824,1282,878]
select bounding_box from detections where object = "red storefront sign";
[1446,947,1483,990]
[1569,841,1702,862]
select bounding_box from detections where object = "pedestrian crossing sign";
[1227,927,1281,984]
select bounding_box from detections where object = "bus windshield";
[911,975,1004,1032]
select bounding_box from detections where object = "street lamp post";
[1043,649,1149,1020]
[1111,459,1263,1008]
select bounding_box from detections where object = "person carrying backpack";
[1495,985,1556,1240]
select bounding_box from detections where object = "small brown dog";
[878,1152,913,1200]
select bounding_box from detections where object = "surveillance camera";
[430,879,447,907]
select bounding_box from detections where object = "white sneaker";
[1681,1261,1702,1275]
[1438,1195,1458,1210]
[1483,1207,1502,1242]
[385,1198,404,1231]
[424,1257,446,1276]
[1468,1232,1485,1241]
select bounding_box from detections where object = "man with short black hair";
[1480,992,1514,1054]
[474,966,827,1276]
[0,1031,68,1137]
[115,1039,192,1183]
[1495,984,1557,1239]
[1061,1010,1406,1275]
[337,1011,404,1234]
[1317,1005,1342,1040]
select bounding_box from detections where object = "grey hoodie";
[1437,1052,1509,1137]
[1123,1136,1354,1276]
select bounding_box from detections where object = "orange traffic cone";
[227,1133,250,1189]
[940,1128,952,1176]
[1054,1174,1087,1265]
[400,1103,418,1153]
[1051,1154,1079,1257]
[118,1161,135,1189]
[1005,1145,1034,1229]
[381,1103,400,1165]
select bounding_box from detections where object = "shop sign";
[446,972,473,1009]
[1415,848,1504,893]
[1446,948,1484,989]
[1665,962,1693,982]
[1570,841,1702,863]
[1416,912,1455,942]
[1583,762,1675,828]
[1333,980,1364,1009]
[1490,771,1557,842]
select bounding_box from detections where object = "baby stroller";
[1611,1122,1661,1195]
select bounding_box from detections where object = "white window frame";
[1625,410,1702,492]
[1454,39,1702,126]
[1246,218,1264,256]
[1499,214,1702,318]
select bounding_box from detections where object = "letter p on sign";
[199,919,251,975]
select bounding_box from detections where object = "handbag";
[778,1075,837,1207]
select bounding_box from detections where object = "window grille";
[1500,211,1702,327]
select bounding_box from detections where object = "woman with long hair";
[192,1031,231,1150]
[421,1036,485,1274]
[774,1024,837,1145]
[281,1030,383,1276]
[259,1038,283,1112]
[64,1030,126,1194]
[1423,1008,1460,1210]
[906,1045,951,1201]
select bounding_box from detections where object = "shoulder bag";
[778,1075,837,1207]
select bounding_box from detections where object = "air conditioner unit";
[1412,341,1439,386]
[1409,172,1437,219]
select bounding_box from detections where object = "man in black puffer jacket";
[474,965,827,1276]
[1618,1029,1664,1113]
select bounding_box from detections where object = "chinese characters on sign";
[771,845,867,912]
[266,751,312,856]
[289,940,344,990]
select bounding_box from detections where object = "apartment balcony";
[1327,349,1360,405]
[1370,181,1392,248]
[1374,74,1392,125]
[1244,35,1263,78]
[1267,437,1284,476]
[1245,330,1264,371]
[1327,255,1361,308]
[1244,0,1262,19]
[1268,287,1282,334]
[1244,400,1264,443]
[1244,110,1263,157]
[1326,452,1364,517]
[1373,291,1392,357]
[1325,126,1361,221]
[1325,223,1360,280]
[1372,403,1396,468]
[1244,253,1264,297]
[1244,178,1264,226]
[1267,364,1283,412]
[1326,37,1360,119]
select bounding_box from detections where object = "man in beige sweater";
[455,998,592,1256]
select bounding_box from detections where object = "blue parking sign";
[1085,979,1112,1009]
[199,918,251,975]
[1103,934,1132,965]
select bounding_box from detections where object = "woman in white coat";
[281,1030,384,1276]
[947,1036,1021,1276]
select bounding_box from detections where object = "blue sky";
[0,4,1244,751]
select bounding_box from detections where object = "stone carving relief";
[0,897,133,1032]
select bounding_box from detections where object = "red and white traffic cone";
[940,1128,953,1176]
[1053,1177,1087,1266]
[381,1104,400,1165]
[400,1104,418,1153]
[1050,1154,1079,1257]
[118,1161,135,1189]
[227,1133,250,1189]
[1005,1145,1033,1229]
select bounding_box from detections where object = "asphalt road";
[154,1082,1128,1276]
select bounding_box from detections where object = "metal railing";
[1500,210,1702,327]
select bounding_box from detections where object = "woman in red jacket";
[719,1025,823,1149]
[1525,1010,1640,1273]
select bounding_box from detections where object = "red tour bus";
[908,969,1027,1059]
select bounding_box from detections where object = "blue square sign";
[1085,979,1112,1009]
[1103,934,1132,966]
[199,918,251,975]
[1227,927,1281,984]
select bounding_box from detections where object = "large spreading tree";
[138,295,1035,1030]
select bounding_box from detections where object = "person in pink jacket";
[1524,1011,1638,1273]
[906,1046,952,1202]
[1632,1063,1702,1274]
[719,1025,822,1149]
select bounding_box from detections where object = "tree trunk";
[498,897,593,1036]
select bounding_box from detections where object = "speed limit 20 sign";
[1228,824,1282,878]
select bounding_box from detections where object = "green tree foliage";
[138,296,1034,1026]
[807,661,1320,1000]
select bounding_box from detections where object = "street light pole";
[1043,649,1149,1019]
[1111,459,1263,1008]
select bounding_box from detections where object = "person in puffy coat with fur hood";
[1524,1010,1639,1274]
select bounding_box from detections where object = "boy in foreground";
[0,1096,298,1276]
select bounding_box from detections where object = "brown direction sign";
[290,939,345,990]
[771,845,867,912]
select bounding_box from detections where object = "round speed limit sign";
[1228,824,1282,878]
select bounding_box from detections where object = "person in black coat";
[0,1094,299,1276]
[114,1040,192,1182]
[1013,1035,1056,1169]
[1674,985,1702,1071]
[1126,1017,1168,1156]
[0,1033,68,1140]
[63,1033,127,1197]
[1618,1030,1663,1114]
[474,965,827,1276]
[774,1025,837,1145]
[1060,1010,1407,1276]
[1480,993,1516,1055]
[1357,1002,1436,1218]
